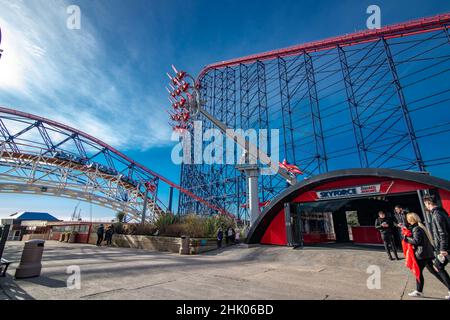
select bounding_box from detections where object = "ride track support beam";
[303,52,328,173]
[338,45,370,168]
[382,38,426,172]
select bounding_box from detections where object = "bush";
[181,214,209,238]
[127,223,158,236]
[154,213,179,234]
[112,222,127,235]
[116,211,126,223]
[162,223,188,237]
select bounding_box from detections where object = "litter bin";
[15,239,45,279]
[179,235,190,255]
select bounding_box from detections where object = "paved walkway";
[0,241,448,300]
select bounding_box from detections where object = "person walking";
[375,211,399,260]
[96,224,105,246]
[105,225,114,246]
[403,213,450,298]
[217,227,223,249]
[423,196,450,300]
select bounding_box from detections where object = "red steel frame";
[198,13,450,80]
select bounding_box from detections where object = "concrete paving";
[0,241,449,300]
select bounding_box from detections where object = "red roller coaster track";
[198,12,450,80]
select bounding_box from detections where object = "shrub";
[162,223,188,237]
[112,222,127,235]
[154,213,179,234]
[116,211,126,223]
[127,223,158,236]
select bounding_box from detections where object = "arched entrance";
[246,168,450,246]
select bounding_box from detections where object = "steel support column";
[278,57,296,164]
[382,38,425,172]
[304,52,328,173]
[338,46,369,168]
[256,61,272,200]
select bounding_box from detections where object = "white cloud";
[0,0,172,151]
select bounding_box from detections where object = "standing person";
[403,213,450,298]
[234,227,240,244]
[96,224,105,246]
[227,227,233,246]
[375,211,400,260]
[394,205,408,227]
[423,196,450,300]
[394,205,409,246]
[217,227,223,249]
[105,225,114,246]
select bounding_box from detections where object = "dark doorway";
[333,206,350,242]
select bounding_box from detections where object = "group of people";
[375,196,450,299]
[96,224,114,246]
[216,226,240,248]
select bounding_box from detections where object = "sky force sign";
[316,184,382,200]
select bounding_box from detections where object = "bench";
[0,258,11,277]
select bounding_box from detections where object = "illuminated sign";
[316,184,381,200]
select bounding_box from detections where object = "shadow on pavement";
[0,275,35,300]
[18,276,67,288]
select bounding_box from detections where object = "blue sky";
[0,0,449,220]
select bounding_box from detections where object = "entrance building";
[246,169,450,246]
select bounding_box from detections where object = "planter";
[110,235,218,254]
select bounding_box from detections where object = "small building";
[0,212,60,241]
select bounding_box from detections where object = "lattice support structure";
[179,14,450,220]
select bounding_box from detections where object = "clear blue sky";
[0,0,449,220]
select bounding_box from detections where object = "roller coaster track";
[0,106,227,221]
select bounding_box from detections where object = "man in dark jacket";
[217,227,223,249]
[105,225,114,246]
[423,196,450,299]
[375,211,399,260]
[394,205,408,227]
[96,224,105,246]
[393,205,409,246]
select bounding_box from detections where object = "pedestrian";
[402,213,450,298]
[217,227,223,249]
[423,196,450,300]
[105,225,114,246]
[235,227,240,244]
[394,205,409,227]
[227,227,233,246]
[394,205,409,246]
[375,211,400,260]
[96,224,105,246]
